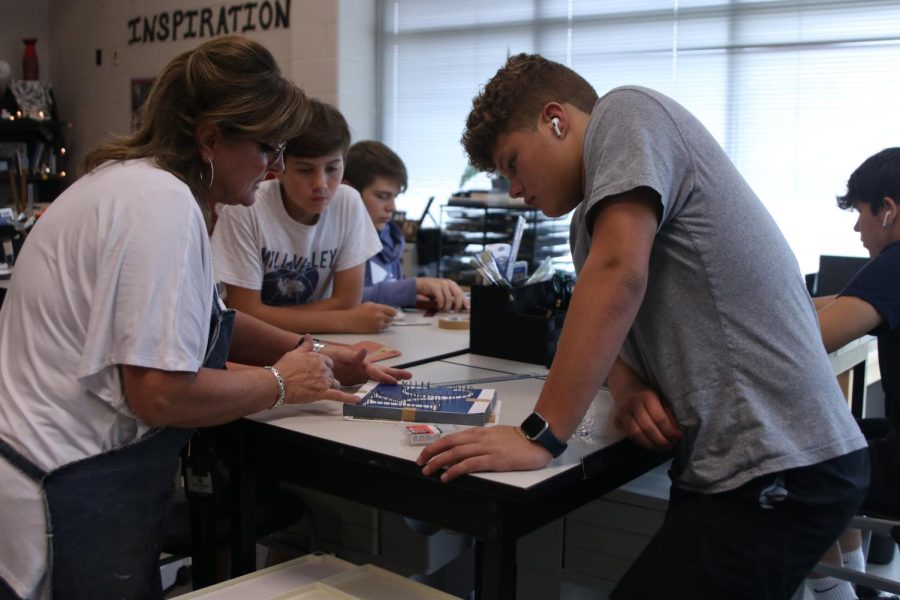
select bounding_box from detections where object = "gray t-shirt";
[570,86,865,493]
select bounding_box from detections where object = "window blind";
[377,0,900,272]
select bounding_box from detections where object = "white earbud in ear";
[550,117,562,138]
[883,212,892,228]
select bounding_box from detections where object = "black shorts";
[612,449,869,600]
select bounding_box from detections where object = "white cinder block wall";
[1,0,376,175]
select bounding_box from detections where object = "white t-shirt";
[212,181,381,305]
[0,159,214,597]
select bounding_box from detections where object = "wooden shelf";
[0,118,69,131]
[24,174,68,183]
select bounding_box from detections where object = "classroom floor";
[865,550,900,598]
[871,546,900,582]
[162,544,900,599]
[797,545,900,600]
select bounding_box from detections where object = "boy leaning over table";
[417,53,868,599]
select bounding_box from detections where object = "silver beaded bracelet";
[264,365,285,408]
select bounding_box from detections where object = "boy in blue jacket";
[344,140,468,311]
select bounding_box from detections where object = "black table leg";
[475,515,519,599]
[851,361,867,419]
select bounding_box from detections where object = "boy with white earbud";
[808,148,900,600]
[417,53,868,598]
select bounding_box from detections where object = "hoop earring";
[204,158,215,190]
[200,158,215,190]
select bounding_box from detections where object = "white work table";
[197,306,875,598]
[441,352,550,377]
[317,310,470,368]
[250,361,620,490]
[828,335,879,418]
[200,361,664,600]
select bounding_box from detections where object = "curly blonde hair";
[461,53,598,173]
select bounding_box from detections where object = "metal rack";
[439,203,572,285]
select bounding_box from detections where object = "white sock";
[806,576,858,600]
[843,546,866,573]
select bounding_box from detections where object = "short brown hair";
[284,99,351,159]
[462,53,598,173]
[343,141,408,193]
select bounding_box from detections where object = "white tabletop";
[249,360,623,491]
[317,310,470,367]
[828,335,877,376]
[441,353,549,377]
[246,336,869,499]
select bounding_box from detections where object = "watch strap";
[521,412,568,458]
[533,426,568,458]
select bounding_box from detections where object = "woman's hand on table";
[320,343,411,386]
[415,277,470,312]
[273,336,360,404]
[416,425,551,482]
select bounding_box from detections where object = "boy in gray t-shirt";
[418,54,868,598]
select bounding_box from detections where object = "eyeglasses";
[254,140,287,165]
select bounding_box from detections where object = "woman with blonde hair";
[0,35,407,600]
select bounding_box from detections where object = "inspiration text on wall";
[128,0,290,45]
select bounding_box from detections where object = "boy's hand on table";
[417,425,551,482]
[346,302,397,333]
[612,387,682,451]
[415,277,470,312]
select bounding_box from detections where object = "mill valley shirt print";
[260,246,338,306]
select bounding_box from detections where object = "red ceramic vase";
[22,38,38,81]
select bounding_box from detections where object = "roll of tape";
[438,315,470,330]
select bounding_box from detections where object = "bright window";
[377,0,900,273]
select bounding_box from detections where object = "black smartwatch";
[520,411,568,458]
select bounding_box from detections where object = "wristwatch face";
[520,412,549,440]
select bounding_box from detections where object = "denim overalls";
[0,291,235,599]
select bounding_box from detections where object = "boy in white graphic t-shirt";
[213,99,396,334]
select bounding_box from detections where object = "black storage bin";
[470,281,566,367]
